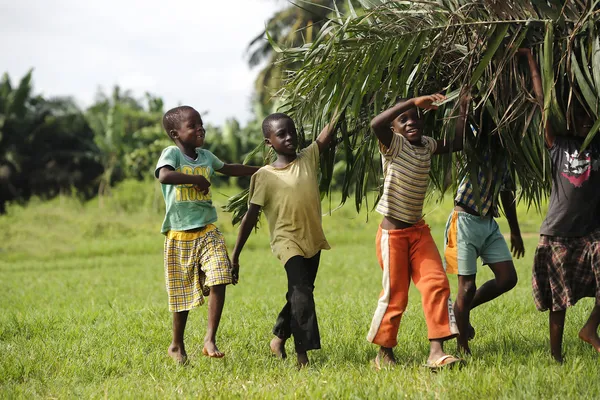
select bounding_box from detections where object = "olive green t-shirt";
[248,142,330,264]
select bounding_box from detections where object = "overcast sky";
[0,0,283,125]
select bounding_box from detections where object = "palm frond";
[227,0,600,223]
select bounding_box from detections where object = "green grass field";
[1,180,599,399]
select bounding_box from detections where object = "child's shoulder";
[253,165,272,178]
[161,145,180,153]
[196,147,215,156]
[157,146,180,162]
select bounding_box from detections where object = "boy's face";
[574,110,593,138]
[171,109,205,148]
[265,118,298,155]
[391,107,423,143]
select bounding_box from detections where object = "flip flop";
[372,355,382,371]
[372,354,396,370]
[202,347,225,358]
[424,355,464,371]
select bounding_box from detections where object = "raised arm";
[231,203,262,284]
[518,48,553,148]
[434,91,469,155]
[157,166,210,194]
[315,109,342,153]
[500,190,524,259]
[217,164,260,176]
[370,94,446,149]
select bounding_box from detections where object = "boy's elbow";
[157,171,170,184]
[369,119,380,131]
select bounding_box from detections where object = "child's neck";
[272,152,298,168]
[176,143,197,159]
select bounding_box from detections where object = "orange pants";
[367,221,458,347]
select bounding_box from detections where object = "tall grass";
[1,180,599,399]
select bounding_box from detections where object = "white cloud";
[0,0,283,125]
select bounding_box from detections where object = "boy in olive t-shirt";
[231,112,337,367]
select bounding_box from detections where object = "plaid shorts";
[532,229,600,312]
[164,224,233,312]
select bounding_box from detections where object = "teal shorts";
[443,210,512,276]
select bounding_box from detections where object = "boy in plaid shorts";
[155,106,258,364]
[520,48,600,362]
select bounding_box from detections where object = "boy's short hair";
[262,113,293,137]
[162,106,196,136]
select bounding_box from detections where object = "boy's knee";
[209,284,226,295]
[499,271,518,292]
[458,277,477,298]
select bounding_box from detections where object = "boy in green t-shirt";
[155,106,258,364]
[231,112,338,368]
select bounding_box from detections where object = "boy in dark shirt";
[520,48,600,362]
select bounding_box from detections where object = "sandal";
[424,355,464,370]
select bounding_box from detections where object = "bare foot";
[297,352,309,368]
[270,336,287,359]
[374,347,396,370]
[551,351,564,364]
[579,326,600,353]
[202,339,225,358]
[168,344,188,365]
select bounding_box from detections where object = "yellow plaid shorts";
[164,224,233,312]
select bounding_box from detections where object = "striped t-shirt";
[454,157,511,217]
[376,133,437,224]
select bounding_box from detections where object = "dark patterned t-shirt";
[540,135,600,237]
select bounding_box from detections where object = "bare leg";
[375,346,397,369]
[550,309,566,363]
[168,311,189,364]
[428,339,447,363]
[454,275,476,354]
[579,305,600,353]
[203,284,226,357]
[470,261,518,309]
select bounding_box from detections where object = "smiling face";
[391,107,423,143]
[172,108,205,149]
[264,117,298,156]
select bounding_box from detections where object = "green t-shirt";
[155,146,224,233]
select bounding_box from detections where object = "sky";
[0,0,283,125]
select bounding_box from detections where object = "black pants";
[272,252,321,353]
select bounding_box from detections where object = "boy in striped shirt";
[444,148,524,355]
[367,93,468,369]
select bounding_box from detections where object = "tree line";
[0,70,270,214]
[0,1,357,214]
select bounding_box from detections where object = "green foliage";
[269,0,600,214]
[247,0,351,106]
[86,87,164,198]
[0,69,277,214]
[0,70,103,213]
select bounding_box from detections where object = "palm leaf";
[226,0,600,222]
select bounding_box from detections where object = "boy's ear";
[264,137,271,146]
[169,129,179,140]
